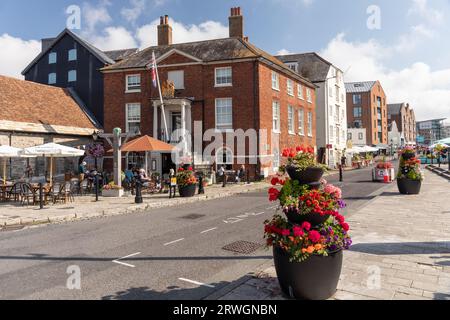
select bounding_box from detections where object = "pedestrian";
[237,165,246,183]
[78,161,87,182]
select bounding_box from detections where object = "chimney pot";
[165,15,169,24]
[229,7,244,38]
[160,16,164,25]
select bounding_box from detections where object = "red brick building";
[102,8,317,178]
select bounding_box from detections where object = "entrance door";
[161,153,176,175]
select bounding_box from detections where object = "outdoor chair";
[46,183,61,204]
[52,183,74,204]
[8,182,23,202]
[79,179,90,196]
[20,183,37,206]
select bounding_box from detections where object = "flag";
[151,51,157,88]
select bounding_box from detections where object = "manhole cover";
[180,214,206,220]
[222,241,263,254]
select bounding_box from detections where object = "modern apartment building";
[417,118,447,146]
[101,8,318,178]
[345,81,388,146]
[387,103,416,146]
[276,53,347,168]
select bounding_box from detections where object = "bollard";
[135,177,143,204]
[198,174,205,195]
[39,182,44,210]
[339,164,343,182]
[222,173,227,188]
[247,170,250,184]
[95,174,99,202]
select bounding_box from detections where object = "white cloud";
[121,0,147,24]
[82,0,112,34]
[136,18,228,49]
[0,34,40,79]
[320,33,450,121]
[408,0,444,26]
[276,49,293,56]
[88,27,138,51]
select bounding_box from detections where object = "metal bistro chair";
[20,183,37,206]
[79,179,90,196]
[52,183,74,204]
[8,182,23,203]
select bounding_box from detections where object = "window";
[306,88,312,103]
[329,105,333,118]
[168,70,185,89]
[49,52,57,64]
[288,105,294,134]
[215,98,233,130]
[298,109,304,135]
[348,133,353,140]
[287,79,294,96]
[335,85,340,102]
[341,94,345,103]
[353,107,362,118]
[286,62,298,73]
[272,72,279,91]
[48,73,56,84]
[272,101,280,132]
[273,149,280,170]
[68,70,77,82]
[68,49,77,61]
[329,86,333,97]
[329,125,334,139]
[354,120,362,128]
[358,133,364,140]
[307,112,313,137]
[126,103,141,133]
[215,67,232,87]
[126,74,141,92]
[298,84,304,100]
[353,94,362,105]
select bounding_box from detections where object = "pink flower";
[281,229,290,236]
[302,222,311,231]
[293,226,304,237]
[308,230,321,243]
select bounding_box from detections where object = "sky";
[0,0,449,122]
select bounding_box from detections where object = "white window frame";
[273,149,280,171]
[48,73,56,84]
[168,70,185,90]
[126,74,141,93]
[272,72,280,91]
[287,79,294,96]
[297,84,304,100]
[68,70,77,82]
[68,49,77,61]
[298,109,305,136]
[125,103,141,133]
[329,125,335,140]
[215,67,232,87]
[306,88,312,103]
[307,112,313,137]
[288,105,295,134]
[286,62,298,73]
[272,101,281,133]
[49,52,57,64]
[215,98,233,131]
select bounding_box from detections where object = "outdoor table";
[0,183,13,202]
[31,183,52,205]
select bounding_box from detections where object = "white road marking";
[164,238,185,246]
[112,252,141,268]
[201,227,218,234]
[178,278,215,288]
[253,212,265,216]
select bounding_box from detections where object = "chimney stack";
[229,7,244,39]
[158,15,173,46]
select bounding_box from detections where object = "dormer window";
[49,52,57,64]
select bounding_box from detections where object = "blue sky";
[1,0,450,121]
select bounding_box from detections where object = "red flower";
[282,149,290,158]
[296,146,305,152]
[189,167,193,171]
[178,168,184,172]
[271,177,279,186]
[293,226,304,237]
[309,230,321,243]
[307,147,314,154]
[268,188,280,202]
[281,229,290,236]
[335,215,345,224]
[342,223,350,232]
[289,149,296,158]
[302,222,311,231]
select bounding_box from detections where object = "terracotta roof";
[0,75,97,130]
[120,135,174,152]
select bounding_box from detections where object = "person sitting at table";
[138,169,151,187]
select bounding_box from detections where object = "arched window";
[216,147,233,170]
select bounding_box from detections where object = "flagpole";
[153,51,170,142]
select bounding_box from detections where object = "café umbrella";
[21,143,85,184]
[0,145,22,185]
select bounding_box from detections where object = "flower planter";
[397,178,421,195]
[179,184,197,198]
[102,189,124,198]
[286,166,324,184]
[273,246,343,300]
[285,209,330,227]
[402,153,415,160]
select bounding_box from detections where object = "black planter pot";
[402,153,416,160]
[273,246,343,300]
[179,184,197,197]
[397,178,421,195]
[285,210,330,227]
[286,166,324,184]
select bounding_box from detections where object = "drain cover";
[180,214,206,220]
[222,241,263,254]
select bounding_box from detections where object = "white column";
[181,102,188,155]
[153,102,158,139]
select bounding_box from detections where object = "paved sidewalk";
[0,182,268,230]
[210,172,450,300]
